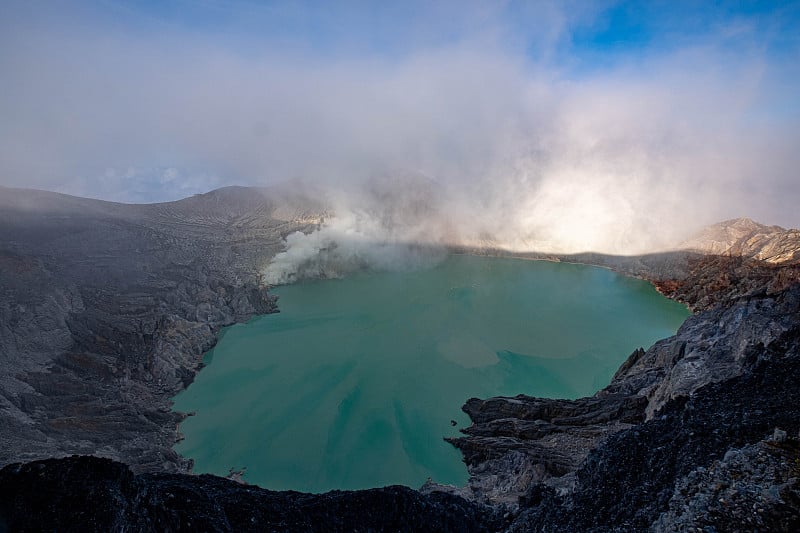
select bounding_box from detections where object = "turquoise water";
[173,255,688,492]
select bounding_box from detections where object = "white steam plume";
[262,215,447,285]
[263,176,451,284]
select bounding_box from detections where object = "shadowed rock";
[0,456,503,532]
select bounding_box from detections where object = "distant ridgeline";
[680,217,800,264]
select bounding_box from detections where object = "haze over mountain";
[2,1,799,257]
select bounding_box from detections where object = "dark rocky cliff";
[1,187,799,531]
[0,456,502,532]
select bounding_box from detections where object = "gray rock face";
[439,392,646,505]
[503,318,800,531]
[608,284,800,418]
[653,438,800,532]
[0,185,321,472]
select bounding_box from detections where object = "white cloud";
[1,1,798,255]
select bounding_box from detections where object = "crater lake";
[172,255,689,492]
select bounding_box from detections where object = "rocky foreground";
[1,186,799,531]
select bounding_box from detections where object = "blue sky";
[9,1,799,64]
[1,1,799,244]
[52,1,800,64]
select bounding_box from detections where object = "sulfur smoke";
[262,175,453,284]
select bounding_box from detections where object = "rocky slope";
[1,188,799,531]
[680,217,800,264]
[0,185,322,472]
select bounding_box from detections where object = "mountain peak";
[680,218,799,263]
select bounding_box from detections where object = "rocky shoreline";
[1,186,799,531]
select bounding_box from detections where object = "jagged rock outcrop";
[653,254,800,311]
[652,438,800,532]
[503,322,800,531]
